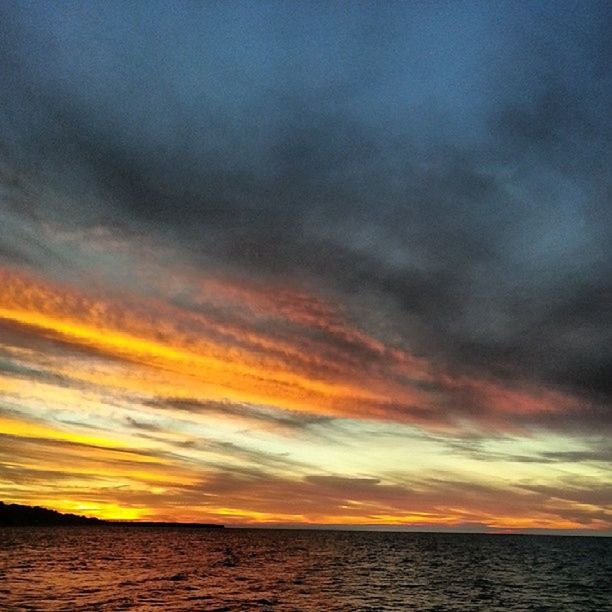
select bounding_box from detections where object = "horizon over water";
[2,526,610,610]
[224,524,612,537]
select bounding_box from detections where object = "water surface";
[1,527,610,610]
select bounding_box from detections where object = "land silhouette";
[0,501,223,528]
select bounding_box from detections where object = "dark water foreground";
[1,527,610,611]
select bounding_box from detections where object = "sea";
[1,527,610,611]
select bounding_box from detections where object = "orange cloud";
[0,266,584,429]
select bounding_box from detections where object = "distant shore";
[0,501,223,528]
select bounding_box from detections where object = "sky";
[0,1,610,533]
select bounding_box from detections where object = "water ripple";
[1,527,610,610]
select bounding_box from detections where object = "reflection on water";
[1,527,610,610]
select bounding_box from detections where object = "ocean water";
[1,527,610,611]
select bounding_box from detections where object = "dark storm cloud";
[1,1,611,423]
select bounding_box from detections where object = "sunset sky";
[0,1,610,533]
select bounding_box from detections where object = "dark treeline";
[0,501,104,526]
[0,501,224,528]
